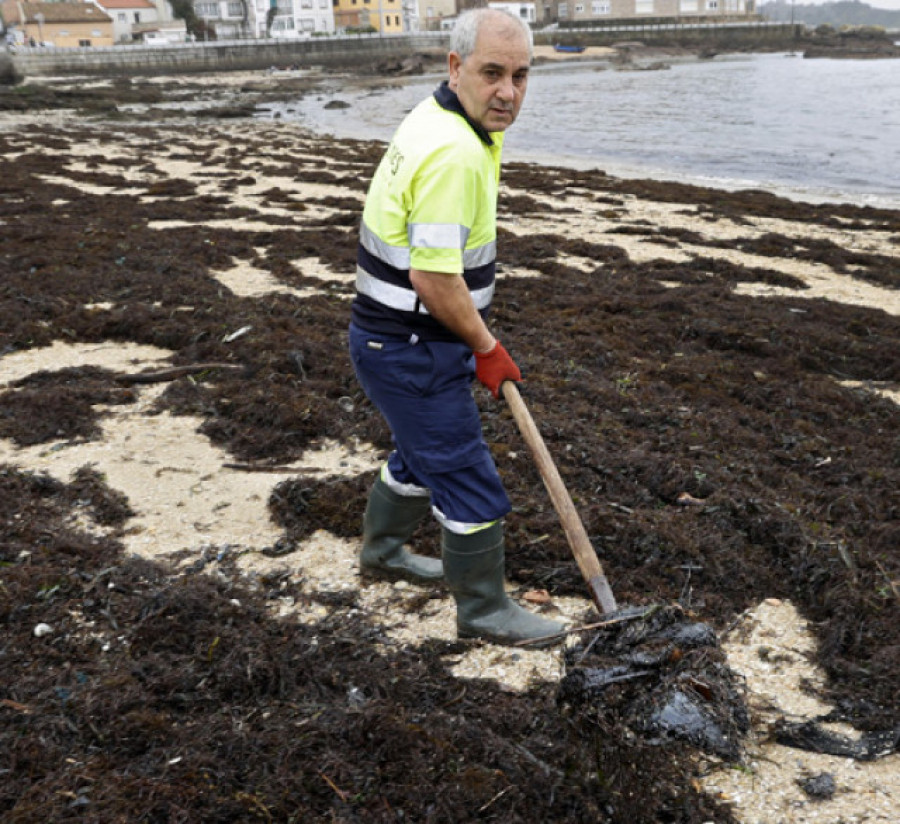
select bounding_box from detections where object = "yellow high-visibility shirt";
[353,83,504,341]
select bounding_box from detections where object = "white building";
[489,1,536,25]
[92,0,183,42]
[419,2,537,31]
[416,0,455,31]
[552,0,755,25]
[249,0,335,39]
[192,0,251,38]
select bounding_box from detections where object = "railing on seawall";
[534,20,802,48]
[8,22,802,79]
[8,31,449,78]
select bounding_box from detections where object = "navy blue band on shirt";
[433,82,494,146]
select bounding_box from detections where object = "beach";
[1,65,898,821]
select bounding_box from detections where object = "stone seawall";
[8,24,800,79]
[9,33,448,79]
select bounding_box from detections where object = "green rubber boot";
[359,475,443,584]
[442,522,565,648]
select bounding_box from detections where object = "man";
[349,9,563,647]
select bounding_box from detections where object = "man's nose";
[495,75,515,101]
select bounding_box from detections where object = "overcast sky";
[796,0,900,9]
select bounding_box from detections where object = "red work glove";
[474,340,521,399]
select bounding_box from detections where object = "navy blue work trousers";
[349,323,511,528]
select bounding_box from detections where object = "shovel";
[502,381,618,615]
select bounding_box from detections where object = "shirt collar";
[433,81,494,146]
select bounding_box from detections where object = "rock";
[803,25,900,59]
[0,50,22,86]
[645,689,740,760]
[197,104,258,119]
[798,772,836,800]
[775,719,900,760]
[324,100,350,110]
[33,622,53,637]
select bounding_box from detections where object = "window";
[557,2,568,18]
[395,14,400,24]
[195,3,219,18]
[635,0,654,12]
[301,0,313,8]
[574,3,583,12]
[591,1,610,13]
[680,0,698,10]
[319,0,328,7]
[707,0,719,7]
[133,12,141,22]
[227,2,243,16]
[79,39,92,46]
[118,12,126,21]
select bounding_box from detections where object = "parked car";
[142,33,172,47]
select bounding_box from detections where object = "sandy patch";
[702,600,898,823]
[533,45,618,62]
[503,188,900,314]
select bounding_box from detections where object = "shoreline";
[4,44,897,209]
[259,49,900,211]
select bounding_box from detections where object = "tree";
[168,0,201,39]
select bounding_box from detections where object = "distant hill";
[759,0,900,28]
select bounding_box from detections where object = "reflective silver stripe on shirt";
[463,240,496,269]
[408,222,470,250]
[357,267,427,313]
[356,267,495,312]
[470,283,495,310]
[362,220,495,272]
[408,224,495,269]
[360,221,411,270]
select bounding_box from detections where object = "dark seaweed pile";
[1,81,898,822]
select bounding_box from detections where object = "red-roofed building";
[92,0,185,43]
[1,1,113,47]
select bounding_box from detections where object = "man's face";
[448,20,531,133]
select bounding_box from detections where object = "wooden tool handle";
[502,381,618,614]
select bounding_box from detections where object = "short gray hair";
[450,8,533,62]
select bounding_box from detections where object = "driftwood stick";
[223,463,323,474]
[113,363,246,384]
[513,609,652,647]
[874,559,900,603]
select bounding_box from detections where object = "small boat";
[553,44,586,54]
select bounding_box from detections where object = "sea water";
[260,52,900,208]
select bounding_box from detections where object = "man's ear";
[448,52,462,91]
